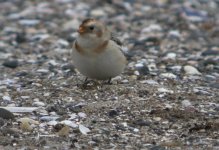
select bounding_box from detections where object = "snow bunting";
[72,18,127,83]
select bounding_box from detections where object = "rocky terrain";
[0,0,219,149]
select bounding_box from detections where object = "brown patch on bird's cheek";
[74,41,84,54]
[77,26,87,34]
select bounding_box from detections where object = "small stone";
[16,71,28,77]
[57,39,69,47]
[79,124,90,135]
[133,128,139,132]
[158,88,173,93]
[202,49,219,56]
[140,79,159,85]
[47,120,58,126]
[58,125,70,137]
[63,19,80,31]
[108,109,119,117]
[19,19,40,26]
[90,9,106,17]
[184,65,201,75]
[209,83,219,89]
[182,100,192,107]
[40,116,59,121]
[31,34,50,41]
[141,24,162,33]
[61,63,75,72]
[32,101,45,107]
[133,119,151,126]
[61,120,78,128]
[112,76,122,81]
[168,30,181,38]
[160,73,177,79]
[78,112,87,118]
[15,32,26,43]
[121,79,129,84]
[3,60,19,68]
[20,120,33,132]
[0,118,4,127]
[167,65,182,72]
[2,95,11,101]
[37,69,49,73]
[153,117,161,121]
[165,53,177,60]
[136,65,150,75]
[0,108,14,119]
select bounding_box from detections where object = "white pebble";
[3,95,11,101]
[61,120,78,128]
[47,120,58,126]
[184,65,201,75]
[182,100,192,107]
[78,112,87,118]
[79,124,90,135]
[160,73,177,79]
[90,9,106,17]
[32,101,45,107]
[165,53,176,60]
[158,88,174,93]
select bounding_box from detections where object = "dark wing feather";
[111,33,123,46]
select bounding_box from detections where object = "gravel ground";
[0,0,219,149]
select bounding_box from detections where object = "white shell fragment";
[184,65,202,75]
[0,107,38,113]
[79,124,90,135]
[61,120,78,128]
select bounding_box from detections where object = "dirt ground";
[0,0,219,149]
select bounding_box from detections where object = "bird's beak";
[77,26,86,34]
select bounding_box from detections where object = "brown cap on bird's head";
[77,18,108,38]
[77,18,96,34]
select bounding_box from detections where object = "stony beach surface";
[0,0,219,149]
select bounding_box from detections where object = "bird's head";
[77,18,110,40]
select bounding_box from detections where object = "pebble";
[121,79,129,84]
[19,19,40,26]
[78,112,87,118]
[37,69,49,73]
[32,101,45,107]
[31,34,50,41]
[168,30,181,38]
[165,53,177,60]
[79,124,90,135]
[158,88,174,93]
[0,108,15,119]
[140,79,159,85]
[133,119,151,126]
[141,24,162,33]
[40,116,59,121]
[63,19,80,31]
[160,73,177,79]
[47,120,58,126]
[184,65,201,75]
[136,65,150,75]
[182,100,192,107]
[90,9,106,17]
[61,120,78,128]
[167,65,182,72]
[2,95,11,101]
[2,60,19,68]
[153,117,161,122]
[202,49,219,56]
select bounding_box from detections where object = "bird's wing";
[111,32,123,46]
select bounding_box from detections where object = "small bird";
[72,18,127,83]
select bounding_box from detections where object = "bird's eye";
[89,26,94,30]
